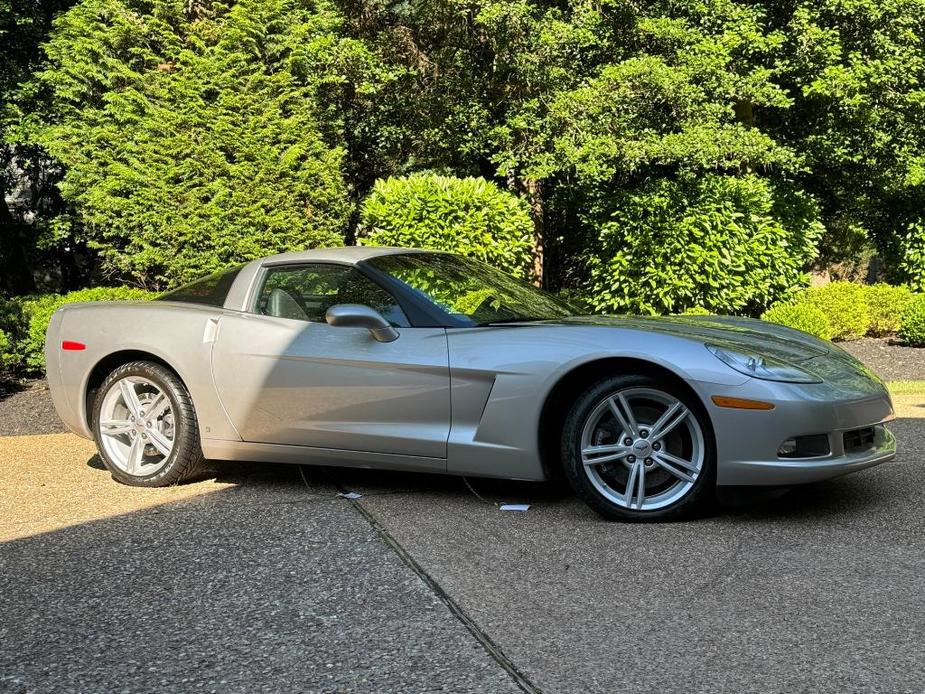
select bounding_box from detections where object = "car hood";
[550,314,835,364]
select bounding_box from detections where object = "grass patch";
[887,380,925,395]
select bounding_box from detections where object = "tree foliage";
[359,173,533,277]
[3,0,925,306]
[585,174,822,315]
[28,0,391,287]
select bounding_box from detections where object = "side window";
[255,264,410,327]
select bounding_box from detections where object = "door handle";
[203,317,220,344]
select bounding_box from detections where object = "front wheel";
[92,360,205,486]
[561,374,715,521]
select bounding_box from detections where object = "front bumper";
[718,423,895,485]
[706,380,896,486]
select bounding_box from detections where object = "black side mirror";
[325,304,399,343]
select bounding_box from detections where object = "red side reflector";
[61,340,86,351]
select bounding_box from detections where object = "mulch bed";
[0,336,921,438]
[0,380,68,437]
[839,337,925,382]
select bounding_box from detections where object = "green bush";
[864,283,913,336]
[680,306,711,316]
[761,301,834,340]
[899,294,925,347]
[802,282,869,341]
[584,174,823,315]
[0,330,13,372]
[360,173,534,278]
[899,222,925,293]
[17,288,155,374]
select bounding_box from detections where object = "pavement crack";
[314,466,544,694]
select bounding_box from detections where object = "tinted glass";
[366,253,577,325]
[255,263,409,326]
[157,265,244,307]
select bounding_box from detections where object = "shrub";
[680,306,711,316]
[17,288,155,374]
[864,283,913,336]
[899,294,925,347]
[899,222,925,293]
[761,302,834,340]
[0,330,13,372]
[802,282,869,341]
[584,174,823,315]
[360,173,534,278]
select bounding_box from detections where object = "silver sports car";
[44,247,896,520]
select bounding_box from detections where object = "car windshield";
[366,252,578,326]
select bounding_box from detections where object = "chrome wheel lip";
[579,387,705,512]
[98,376,175,477]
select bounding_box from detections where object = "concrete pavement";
[2,414,924,693]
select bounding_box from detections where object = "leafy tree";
[28,0,385,288]
[764,0,925,270]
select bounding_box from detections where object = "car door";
[211,262,451,459]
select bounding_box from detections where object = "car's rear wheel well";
[84,351,183,429]
[537,357,712,480]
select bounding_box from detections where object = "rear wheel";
[561,374,715,521]
[92,361,204,486]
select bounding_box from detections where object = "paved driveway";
[1,413,924,693]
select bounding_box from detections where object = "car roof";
[225,246,434,312]
[256,246,431,265]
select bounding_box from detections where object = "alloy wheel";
[579,387,705,511]
[98,376,175,476]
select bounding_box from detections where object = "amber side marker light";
[711,395,775,410]
[61,340,86,351]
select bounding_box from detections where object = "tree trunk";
[524,178,544,287]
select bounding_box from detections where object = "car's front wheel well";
[537,357,712,481]
[84,351,183,429]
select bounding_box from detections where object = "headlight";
[705,344,822,383]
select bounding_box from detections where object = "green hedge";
[359,173,534,278]
[1,288,155,376]
[864,284,913,337]
[900,294,925,347]
[761,281,920,343]
[584,174,823,315]
[761,302,834,340]
[801,282,869,341]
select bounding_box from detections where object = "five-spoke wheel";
[563,374,714,521]
[93,361,204,486]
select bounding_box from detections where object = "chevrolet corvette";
[44,247,896,520]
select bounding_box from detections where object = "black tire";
[92,360,205,487]
[561,373,716,522]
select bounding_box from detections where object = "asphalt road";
[2,415,924,693]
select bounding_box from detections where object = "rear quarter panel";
[46,301,239,441]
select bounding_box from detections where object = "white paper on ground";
[339,492,363,500]
[499,503,530,512]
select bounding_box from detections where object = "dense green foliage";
[586,175,822,315]
[900,295,925,347]
[3,0,925,328]
[900,224,925,292]
[23,0,384,288]
[2,288,154,373]
[801,282,870,341]
[0,329,12,370]
[360,174,534,277]
[864,284,914,337]
[761,302,834,341]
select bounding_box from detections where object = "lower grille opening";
[844,426,876,454]
[778,434,831,459]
